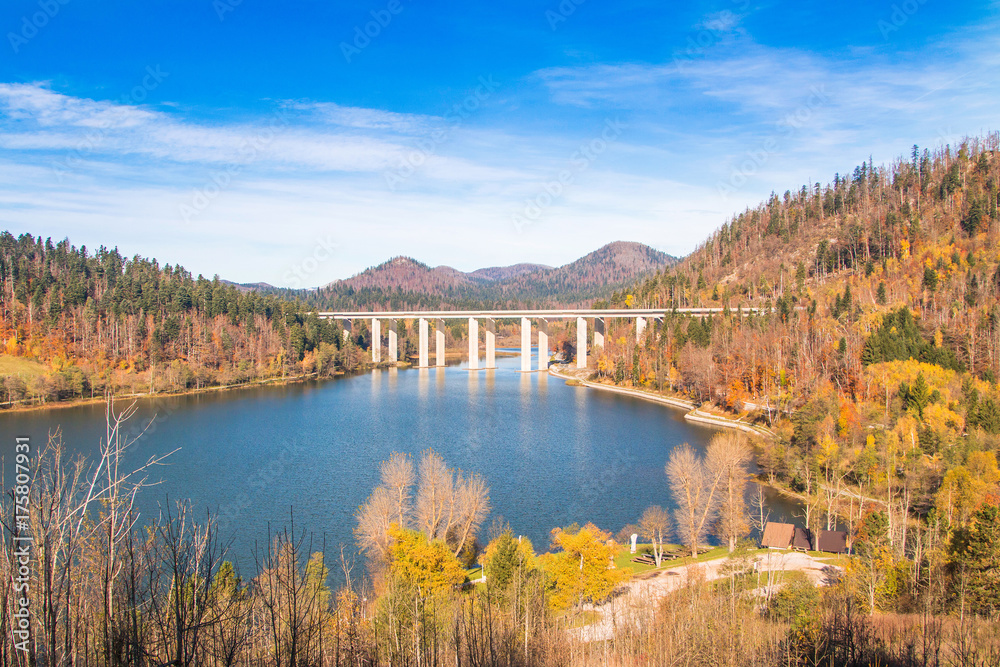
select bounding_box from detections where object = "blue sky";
[0,0,997,286]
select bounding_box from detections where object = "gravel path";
[573,550,844,642]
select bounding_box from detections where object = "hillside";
[0,234,355,407]
[305,241,676,311]
[590,134,1000,610]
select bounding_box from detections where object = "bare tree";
[253,529,329,667]
[666,443,720,558]
[416,449,454,542]
[147,502,226,667]
[709,432,752,552]
[749,484,771,547]
[451,474,491,558]
[89,400,177,664]
[355,486,396,563]
[638,506,671,566]
[358,449,491,572]
[380,452,414,528]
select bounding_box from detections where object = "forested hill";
[594,134,1000,558]
[0,233,355,406]
[300,240,677,311]
[605,134,1000,401]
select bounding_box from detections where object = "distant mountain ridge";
[310,241,676,310]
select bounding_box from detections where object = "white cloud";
[1,14,998,287]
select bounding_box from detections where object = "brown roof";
[761,522,794,548]
[792,526,813,550]
[817,530,848,554]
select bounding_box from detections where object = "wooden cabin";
[761,522,795,549]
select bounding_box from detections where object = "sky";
[0,0,997,287]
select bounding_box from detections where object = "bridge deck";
[317,307,749,319]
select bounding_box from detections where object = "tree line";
[0,232,369,407]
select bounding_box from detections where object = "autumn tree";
[387,525,466,596]
[710,432,752,552]
[667,433,751,558]
[848,510,899,616]
[667,443,717,558]
[482,530,537,599]
[638,506,671,566]
[357,449,490,571]
[948,502,1000,616]
[543,523,628,611]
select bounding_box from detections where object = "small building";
[792,526,813,551]
[761,522,795,549]
[817,529,849,554]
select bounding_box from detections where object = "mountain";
[309,241,677,310]
[492,241,676,304]
[337,257,477,293]
[222,279,278,292]
[468,263,552,282]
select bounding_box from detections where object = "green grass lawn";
[0,355,48,378]
[555,609,601,629]
[464,565,485,587]
[614,544,737,573]
[808,552,851,567]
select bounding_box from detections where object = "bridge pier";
[418,318,429,367]
[468,317,479,370]
[636,316,646,342]
[435,318,446,367]
[537,319,548,371]
[388,319,398,363]
[594,317,605,351]
[371,318,381,363]
[520,317,531,372]
[342,318,352,343]
[484,318,496,369]
[577,317,587,369]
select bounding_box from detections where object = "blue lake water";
[1,350,799,573]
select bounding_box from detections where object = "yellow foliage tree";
[541,524,629,610]
[935,467,987,527]
[387,525,466,596]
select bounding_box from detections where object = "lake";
[1,350,800,573]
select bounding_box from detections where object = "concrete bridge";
[317,308,743,372]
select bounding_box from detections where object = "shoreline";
[547,365,774,438]
[0,346,520,415]
[0,371,341,415]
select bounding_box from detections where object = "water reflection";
[416,369,428,404]
[2,353,795,570]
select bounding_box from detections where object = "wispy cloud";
[1,9,998,286]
